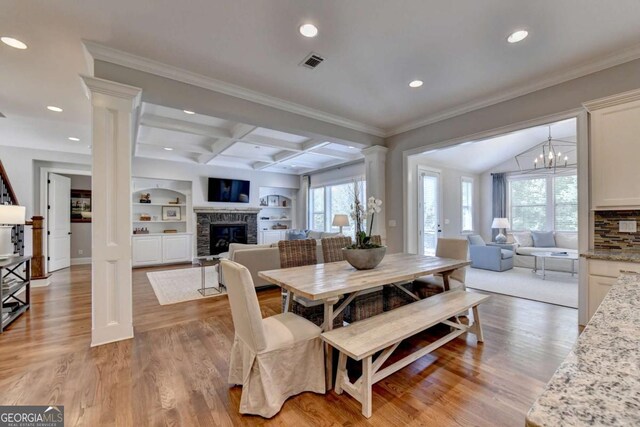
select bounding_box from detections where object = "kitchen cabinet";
[587,259,640,320]
[585,89,640,209]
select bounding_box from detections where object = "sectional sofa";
[511,231,578,272]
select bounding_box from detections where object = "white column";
[363,146,388,243]
[80,76,142,347]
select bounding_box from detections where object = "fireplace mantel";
[194,206,261,214]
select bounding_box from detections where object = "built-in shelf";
[132,203,187,206]
[259,219,292,222]
[133,220,186,223]
[132,232,192,237]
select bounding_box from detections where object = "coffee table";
[531,251,578,280]
[195,255,225,296]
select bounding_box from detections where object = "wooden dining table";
[258,252,471,389]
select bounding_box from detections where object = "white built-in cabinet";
[258,187,297,244]
[131,177,193,267]
[585,89,640,209]
[587,259,640,321]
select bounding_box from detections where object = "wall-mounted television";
[207,178,251,203]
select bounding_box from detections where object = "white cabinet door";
[261,231,282,245]
[588,275,617,320]
[132,236,162,266]
[590,97,640,208]
[162,234,191,263]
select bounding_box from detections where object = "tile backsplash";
[594,210,640,250]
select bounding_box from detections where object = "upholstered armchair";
[467,235,513,272]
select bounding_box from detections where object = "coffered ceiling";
[136,104,363,174]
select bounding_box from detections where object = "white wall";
[405,157,480,253]
[132,157,299,208]
[0,146,91,218]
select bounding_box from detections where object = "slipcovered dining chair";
[412,238,469,298]
[278,239,344,327]
[222,260,325,418]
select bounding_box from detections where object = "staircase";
[0,160,25,256]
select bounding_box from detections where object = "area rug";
[147,266,227,305]
[466,267,578,308]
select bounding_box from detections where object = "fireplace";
[210,224,248,255]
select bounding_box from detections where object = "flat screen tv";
[208,178,251,203]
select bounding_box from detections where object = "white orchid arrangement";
[348,184,383,249]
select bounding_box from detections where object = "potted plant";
[342,187,386,270]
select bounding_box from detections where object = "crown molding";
[387,42,640,137]
[583,87,640,111]
[83,41,386,138]
[80,75,142,110]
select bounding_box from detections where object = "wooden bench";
[321,290,490,418]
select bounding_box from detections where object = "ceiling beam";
[231,123,257,139]
[140,114,232,139]
[310,146,362,161]
[241,134,305,152]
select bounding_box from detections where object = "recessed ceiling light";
[348,146,355,149]
[47,106,63,112]
[291,164,297,167]
[87,145,92,149]
[1,37,27,50]
[164,147,174,151]
[68,137,80,142]
[409,80,423,88]
[507,30,528,43]
[299,24,318,38]
[183,110,195,115]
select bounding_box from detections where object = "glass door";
[419,170,441,256]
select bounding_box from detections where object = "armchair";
[467,235,513,272]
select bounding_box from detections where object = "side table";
[195,255,225,296]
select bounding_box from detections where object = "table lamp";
[491,217,510,244]
[332,214,350,234]
[0,205,26,258]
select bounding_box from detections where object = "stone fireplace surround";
[194,207,260,256]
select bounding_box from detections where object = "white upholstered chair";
[222,259,325,418]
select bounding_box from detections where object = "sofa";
[510,231,578,272]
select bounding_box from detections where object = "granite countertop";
[526,273,640,426]
[580,249,640,263]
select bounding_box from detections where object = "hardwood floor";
[0,264,579,426]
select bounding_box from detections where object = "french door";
[418,169,442,256]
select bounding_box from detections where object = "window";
[509,177,547,231]
[309,180,365,238]
[461,177,474,232]
[554,175,578,231]
[508,174,577,232]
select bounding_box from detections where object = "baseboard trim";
[31,278,52,288]
[71,257,92,265]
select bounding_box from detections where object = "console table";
[1,256,31,333]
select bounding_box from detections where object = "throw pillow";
[555,232,578,250]
[512,231,533,247]
[307,230,323,240]
[531,231,556,248]
[286,230,307,240]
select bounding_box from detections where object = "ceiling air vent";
[300,52,325,69]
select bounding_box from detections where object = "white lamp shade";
[0,205,26,225]
[491,217,510,229]
[332,214,350,227]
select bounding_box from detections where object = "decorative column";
[80,75,141,347]
[362,146,388,243]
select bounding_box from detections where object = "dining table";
[258,252,471,389]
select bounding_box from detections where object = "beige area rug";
[466,266,578,308]
[147,266,227,305]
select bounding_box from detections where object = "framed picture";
[162,206,181,221]
[267,195,280,207]
[70,189,91,223]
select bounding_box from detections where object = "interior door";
[48,173,71,272]
[419,170,442,256]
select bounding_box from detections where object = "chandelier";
[514,126,576,174]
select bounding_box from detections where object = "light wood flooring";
[0,264,579,426]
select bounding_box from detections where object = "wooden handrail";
[0,159,19,205]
